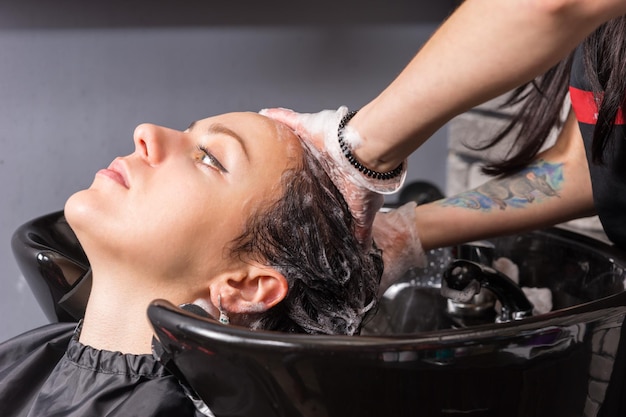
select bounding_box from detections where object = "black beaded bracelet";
[338,110,404,180]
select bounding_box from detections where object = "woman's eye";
[197,145,228,173]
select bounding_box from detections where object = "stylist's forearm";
[414,111,595,250]
[350,0,626,172]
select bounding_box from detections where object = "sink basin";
[149,226,626,417]
[366,227,626,335]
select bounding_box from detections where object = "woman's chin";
[64,191,90,230]
[63,190,107,247]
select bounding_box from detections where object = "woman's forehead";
[197,112,302,160]
[199,112,298,142]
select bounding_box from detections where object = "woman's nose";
[133,123,178,166]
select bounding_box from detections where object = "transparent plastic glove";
[260,106,407,245]
[372,202,426,296]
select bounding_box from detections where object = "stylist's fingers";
[259,107,318,143]
[259,108,299,129]
[336,182,384,246]
[372,202,426,295]
[260,107,344,151]
[260,108,320,150]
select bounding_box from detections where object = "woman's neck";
[79,281,155,354]
[78,265,196,355]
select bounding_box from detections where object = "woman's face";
[65,112,302,283]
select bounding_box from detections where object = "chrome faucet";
[442,258,533,323]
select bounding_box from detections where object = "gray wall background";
[0,1,454,340]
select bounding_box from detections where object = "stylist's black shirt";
[570,46,626,250]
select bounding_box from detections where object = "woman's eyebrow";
[206,123,249,161]
[188,120,249,161]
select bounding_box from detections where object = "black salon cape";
[0,322,206,417]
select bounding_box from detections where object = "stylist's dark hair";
[474,15,626,176]
[229,144,383,336]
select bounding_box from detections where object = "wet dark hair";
[475,15,626,175]
[228,144,383,336]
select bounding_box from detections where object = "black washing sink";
[149,226,626,417]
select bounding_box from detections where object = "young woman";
[0,112,383,416]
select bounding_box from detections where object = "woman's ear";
[215,264,288,315]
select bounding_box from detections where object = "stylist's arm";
[262,0,626,241]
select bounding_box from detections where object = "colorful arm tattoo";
[441,160,564,211]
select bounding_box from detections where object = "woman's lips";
[97,159,129,188]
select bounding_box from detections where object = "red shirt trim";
[569,86,625,125]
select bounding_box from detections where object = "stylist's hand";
[372,202,426,295]
[260,106,406,246]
